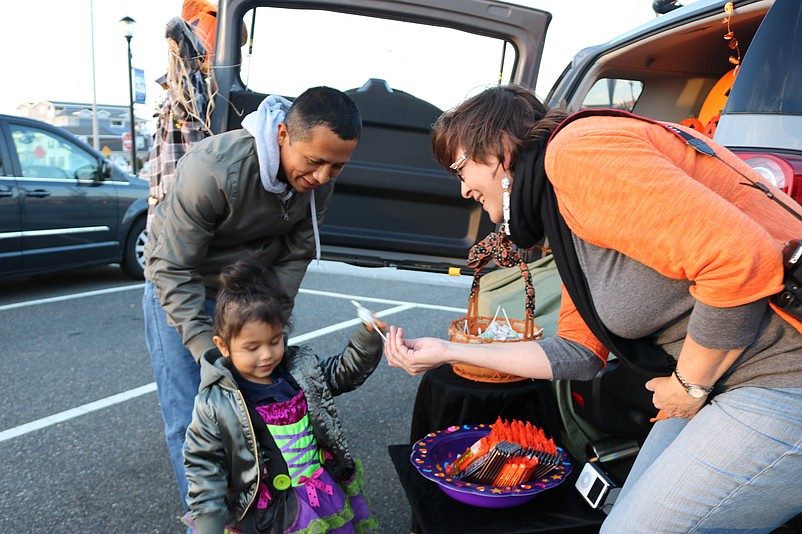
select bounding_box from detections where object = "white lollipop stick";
[351,300,387,342]
[502,308,514,329]
[490,305,501,327]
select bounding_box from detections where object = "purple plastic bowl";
[410,424,572,508]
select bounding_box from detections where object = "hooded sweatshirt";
[242,95,324,265]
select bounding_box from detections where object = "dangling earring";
[501,173,511,235]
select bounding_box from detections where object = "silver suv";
[547,0,802,205]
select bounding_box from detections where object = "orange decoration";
[680,118,705,131]
[681,4,740,142]
[722,1,741,68]
[182,0,219,66]
[705,114,721,138]
[699,67,737,127]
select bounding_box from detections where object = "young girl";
[182,259,384,533]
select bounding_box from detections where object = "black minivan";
[0,114,149,280]
[208,0,800,272]
[208,0,552,273]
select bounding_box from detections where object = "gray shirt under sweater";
[540,235,802,392]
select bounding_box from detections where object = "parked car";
[0,114,149,280]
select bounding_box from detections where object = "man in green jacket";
[142,86,362,508]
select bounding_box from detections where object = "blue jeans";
[143,281,216,508]
[601,386,802,533]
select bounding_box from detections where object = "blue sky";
[0,0,694,117]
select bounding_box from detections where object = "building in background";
[15,100,151,174]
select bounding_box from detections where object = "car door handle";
[24,189,51,198]
[0,190,13,198]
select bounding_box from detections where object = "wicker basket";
[449,260,543,383]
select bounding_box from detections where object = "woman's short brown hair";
[431,84,569,171]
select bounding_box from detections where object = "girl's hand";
[384,325,448,376]
[366,316,387,334]
[353,301,387,341]
[645,375,706,419]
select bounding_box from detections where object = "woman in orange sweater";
[384,84,802,532]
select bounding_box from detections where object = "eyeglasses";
[448,153,468,179]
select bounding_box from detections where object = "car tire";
[121,216,147,280]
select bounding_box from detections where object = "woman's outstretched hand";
[384,325,448,376]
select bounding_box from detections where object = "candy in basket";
[450,232,543,382]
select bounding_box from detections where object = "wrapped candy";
[449,417,560,486]
[476,306,522,341]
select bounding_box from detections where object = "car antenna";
[653,0,682,15]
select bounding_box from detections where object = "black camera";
[771,239,802,320]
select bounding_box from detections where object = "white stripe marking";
[0,383,157,443]
[0,290,464,442]
[0,283,145,311]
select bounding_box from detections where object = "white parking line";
[298,288,466,314]
[0,283,145,311]
[0,383,157,443]
[0,291,465,443]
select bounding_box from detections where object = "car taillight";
[735,152,802,206]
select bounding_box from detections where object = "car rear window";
[237,7,518,111]
[725,0,802,115]
[581,78,643,112]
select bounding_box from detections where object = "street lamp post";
[120,16,137,175]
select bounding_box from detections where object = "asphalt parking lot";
[0,262,471,533]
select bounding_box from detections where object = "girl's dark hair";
[214,259,293,346]
[431,84,570,170]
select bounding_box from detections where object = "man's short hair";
[285,86,362,142]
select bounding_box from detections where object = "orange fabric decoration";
[181,0,217,22]
[182,0,218,65]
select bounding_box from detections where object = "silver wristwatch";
[673,369,713,399]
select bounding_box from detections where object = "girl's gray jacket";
[183,326,383,533]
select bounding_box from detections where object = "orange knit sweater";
[544,115,802,362]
